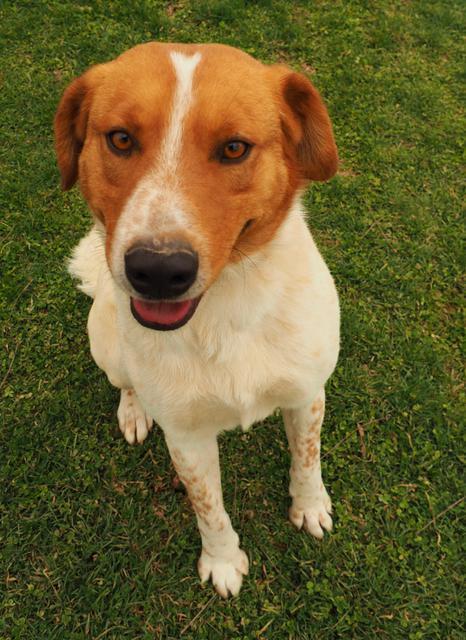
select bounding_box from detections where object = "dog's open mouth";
[130,296,201,331]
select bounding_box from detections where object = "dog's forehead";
[92,42,274,126]
[114,41,264,77]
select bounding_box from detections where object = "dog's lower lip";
[130,296,201,331]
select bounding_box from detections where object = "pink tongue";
[132,298,192,325]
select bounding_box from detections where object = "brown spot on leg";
[173,464,218,525]
[308,412,324,437]
[311,397,324,415]
[303,438,318,468]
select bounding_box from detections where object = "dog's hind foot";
[117,389,153,444]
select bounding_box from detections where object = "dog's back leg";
[116,388,153,444]
[282,388,333,538]
[87,284,153,445]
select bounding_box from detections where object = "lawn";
[0,1,464,638]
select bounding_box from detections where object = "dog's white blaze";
[111,51,203,289]
[160,51,202,175]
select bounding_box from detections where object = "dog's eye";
[106,130,135,155]
[221,140,251,163]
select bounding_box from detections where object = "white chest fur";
[105,204,340,437]
[73,203,340,438]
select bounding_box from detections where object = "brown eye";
[106,130,135,155]
[221,140,251,163]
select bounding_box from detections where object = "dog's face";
[55,43,337,330]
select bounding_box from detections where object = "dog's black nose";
[125,243,198,299]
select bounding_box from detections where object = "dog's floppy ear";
[272,65,338,181]
[54,67,102,190]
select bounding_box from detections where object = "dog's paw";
[117,389,153,444]
[198,547,249,598]
[289,487,333,539]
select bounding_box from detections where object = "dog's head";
[55,43,337,330]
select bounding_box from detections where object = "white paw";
[117,389,153,445]
[198,547,249,598]
[289,487,333,539]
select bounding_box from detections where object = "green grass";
[1,1,464,638]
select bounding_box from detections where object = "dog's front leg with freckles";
[282,388,333,539]
[165,433,249,597]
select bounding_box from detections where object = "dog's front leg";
[165,433,249,597]
[282,388,333,539]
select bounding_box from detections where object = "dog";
[54,42,340,597]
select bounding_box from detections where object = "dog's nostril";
[172,274,188,284]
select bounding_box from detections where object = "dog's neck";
[110,197,309,357]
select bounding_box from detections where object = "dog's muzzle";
[124,241,201,331]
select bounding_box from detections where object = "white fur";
[117,389,153,444]
[69,198,339,597]
[73,201,339,432]
[163,52,202,175]
[68,224,105,297]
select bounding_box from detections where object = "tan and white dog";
[55,42,340,597]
